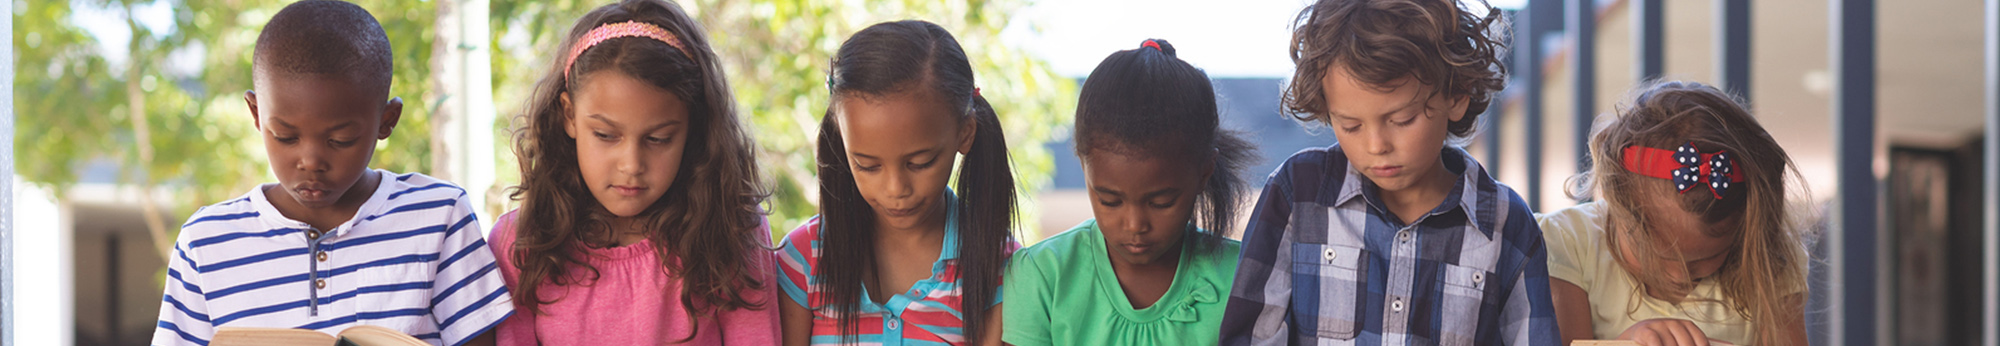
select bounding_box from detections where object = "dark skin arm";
[975,305,1002,346]
[781,295,813,346]
[461,329,496,346]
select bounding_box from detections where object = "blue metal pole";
[1717,0,1753,102]
[1982,0,1999,344]
[1831,0,1880,345]
[1569,0,1596,180]
[1635,0,1664,82]
[1520,0,1561,209]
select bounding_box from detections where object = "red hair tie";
[1622,142,1747,199]
[1140,39,1161,51]
[565,21,686,80]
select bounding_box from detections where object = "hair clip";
[565,21,685,80]
[1621,141,1746,199]
[1141,39,1161,51]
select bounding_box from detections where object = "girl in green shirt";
[1001,39,1256,346]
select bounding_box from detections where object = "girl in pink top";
[489,0,778,344]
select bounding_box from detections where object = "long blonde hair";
[1569,81,1808,345]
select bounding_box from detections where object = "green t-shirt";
[1001,219,1242,346]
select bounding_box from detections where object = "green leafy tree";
[15,0,1074,263]
[489,0,1078,240]
[15,0,445,260]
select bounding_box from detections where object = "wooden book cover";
[211,325,429,346]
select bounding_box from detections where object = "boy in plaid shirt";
[1218,0,1559,345]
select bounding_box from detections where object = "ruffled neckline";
[1087,228,1223,323]
[580,238,657,263]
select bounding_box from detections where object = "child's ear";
[560,92,577,139]
[244,90,262,129]
[377,97,404,140]
[1447,95,1471,123]
[956,116,977,155]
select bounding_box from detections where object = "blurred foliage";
[14,0,1074,247]
[489,0,1078,240]
[14,0,441,222]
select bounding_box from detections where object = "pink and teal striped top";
[775,202,1018,346]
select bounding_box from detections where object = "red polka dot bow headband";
[1622,142,1746,199]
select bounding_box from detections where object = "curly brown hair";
[505,0,770,340]
[1282,0,1508,141]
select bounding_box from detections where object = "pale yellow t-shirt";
[1537,202,1801,345]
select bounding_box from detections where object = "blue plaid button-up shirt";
[1220,145,1559,346]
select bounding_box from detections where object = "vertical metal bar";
[105,236,121,344]
[1484,97,1506,172]
[1635,0,1665,82]
[1487,9,1517,172]
[1717,0,1753,102]
[1569,0,1596,179]
[1831,0,1880,345]
[1521,0,1561,209]
[2,5,16,345]
[1983,0,2000,344]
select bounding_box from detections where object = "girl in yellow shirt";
[1539,81,1809,346]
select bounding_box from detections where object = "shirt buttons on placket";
[1396,230,1412,243]
[1390,298,1405,312]
[315,279,327,290]
[887,318,901,330]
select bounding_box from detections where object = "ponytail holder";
[1621,142,1747,199]
[564,21,686,80]
[1140,39,1161,51]
[974,87,982,97]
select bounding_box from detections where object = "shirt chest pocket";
[1438,263,1493,345]
[1288,243,1366,340]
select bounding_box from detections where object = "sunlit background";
[12,0,2000,345]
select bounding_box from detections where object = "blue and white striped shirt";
[1219,146,1559,346]
[151,170,514,346]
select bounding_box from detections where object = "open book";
[210,325,430,346]
[1572,341,1738,346]
[1571,342,1642,346]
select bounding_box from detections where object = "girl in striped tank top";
[775,20,1021,346]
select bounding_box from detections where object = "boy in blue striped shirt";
[150,1,512,345]
[1218,0,1559,345]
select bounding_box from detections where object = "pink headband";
[564,21,686,80]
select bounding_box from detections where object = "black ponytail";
[1074,38,1256,253]
[813,20,1016,343]
[1200,130,1254,240]
[954,92,1014,340]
